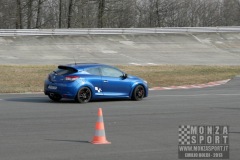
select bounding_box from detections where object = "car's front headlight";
[144,80,148,84]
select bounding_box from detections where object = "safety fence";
[0,27,240,36]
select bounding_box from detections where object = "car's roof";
[59,63,110,70]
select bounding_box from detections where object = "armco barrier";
[0,27,240,36]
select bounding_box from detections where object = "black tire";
[48,94,62,102]
[75,87,92,103]
[132,85,145,101]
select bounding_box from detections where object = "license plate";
[48,85,57,90]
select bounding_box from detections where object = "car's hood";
[128,75,143,80]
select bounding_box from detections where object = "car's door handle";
[103,80,108,83]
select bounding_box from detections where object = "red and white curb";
[149,79,231,91]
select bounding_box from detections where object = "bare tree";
[27,0,34,28]
[16,0,23,29]
[0,0,240,29]
[59,0,62,28]
[67,0,74,28]
[35,0,42,28]
[97,0,105,28]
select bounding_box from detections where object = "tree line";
[0,0,240,29]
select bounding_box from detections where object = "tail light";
[48,74,52,82]
[65,76,80,81]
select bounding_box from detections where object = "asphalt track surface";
[0,77,239,160]
[1,33,240,65]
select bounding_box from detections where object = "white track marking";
[147,63,157,65]
[129,63,141,66]
[150,94,240,97]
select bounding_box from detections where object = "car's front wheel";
[75,87,92,103]
[132,85,145,101]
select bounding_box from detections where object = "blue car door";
[84,67,103,96]
[100,67,132,97]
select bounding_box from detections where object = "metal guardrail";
[0,27,240,36]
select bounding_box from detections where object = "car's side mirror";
[122,73,128,79]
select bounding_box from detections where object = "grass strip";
[0,65,240,93]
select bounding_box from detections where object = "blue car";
[44,63,148,103]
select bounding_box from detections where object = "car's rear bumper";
[44,80,80,99]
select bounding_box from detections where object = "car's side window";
[101,67,123,78]
[85,67,101,76]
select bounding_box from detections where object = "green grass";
[0,65,240,93]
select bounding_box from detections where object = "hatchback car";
[44,63,148,103]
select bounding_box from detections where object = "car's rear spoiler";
[58,65,78,72]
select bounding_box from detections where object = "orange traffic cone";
[90,108,111,144]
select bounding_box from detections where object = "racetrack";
[1,32,240,65]
[0,77,239,160]
[1,30,240,159]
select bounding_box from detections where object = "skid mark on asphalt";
[119,53,141,62]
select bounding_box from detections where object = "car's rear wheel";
[76,87,92,103]
[48,93,62,102]
[132,85,145,101]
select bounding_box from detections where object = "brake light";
[65,76,80,81]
